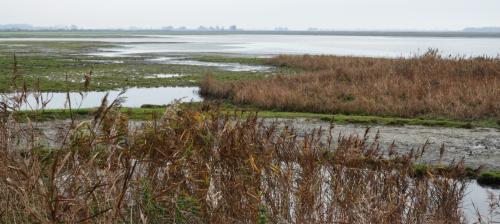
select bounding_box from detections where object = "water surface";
[147,57,272,72]
[3,87,201,110]
[464,181,500,222]
[2,34,500,57]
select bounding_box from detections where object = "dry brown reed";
[0,104,470,223]
[200,50,500,120]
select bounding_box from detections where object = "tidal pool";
[144,73,185,79]
[147,57,272,72]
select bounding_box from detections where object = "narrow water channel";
[2,87,201,110]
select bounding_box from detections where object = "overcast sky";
[1,0,499,30]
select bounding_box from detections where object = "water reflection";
[3,87,201,110]
[147,57,272,72]
[464,181,500,222]
[3,35,500,57]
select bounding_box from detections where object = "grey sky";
[1,0,499,30]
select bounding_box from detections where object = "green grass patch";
[477,171,500,187]
[412,164,479,178]
[206,102,499,129]
[11,107,166,121]
[320,114,498,129]
[413,164,500,187]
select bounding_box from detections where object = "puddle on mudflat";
[270,118,500,170]
[144,73,184,79]
[2,87,201,110]
[147,57,273,72]
[81,59,124,64]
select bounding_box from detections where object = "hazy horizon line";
[2,24,500,33]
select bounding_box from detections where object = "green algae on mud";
[13,103,500,129]
[0,54,272,92]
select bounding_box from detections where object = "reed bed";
[200,50,500,120]
[0,102,471,223]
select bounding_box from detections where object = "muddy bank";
[264,118,500,170]
[24,118,500,222]
[29,118,500,169]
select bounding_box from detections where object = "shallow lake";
[122,34,500,57]
[2,34,500,57]
[3,87,201,110]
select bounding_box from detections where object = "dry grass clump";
[201,50,500,120]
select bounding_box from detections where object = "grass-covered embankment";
[477,171,500,186]
[413,164,500,187]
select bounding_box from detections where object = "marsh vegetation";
[0,41,273,92]
[201,50,500,121]
[1,92,492,223]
